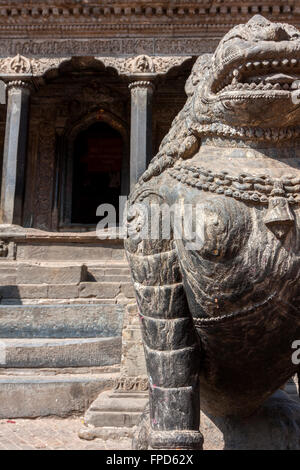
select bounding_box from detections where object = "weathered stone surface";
[0,417,131,450]
[200,391,300,450]
[84,391,148,428]
[79,425,133,441]
[0,275,16,286]
[120,283,135,299]
[0,284,48,299]
[120,303,147,378]
[125,15,300,450]
[16,263,86,284]
[79,282,120,299]
[0,371,118,418]
[0,304,124,338]
[81,302,148,436]
[16,242,125,262]
[0,337,121,368]
[105,267,130,276]
[47,284,79,299]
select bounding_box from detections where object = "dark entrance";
[71,122,123,225]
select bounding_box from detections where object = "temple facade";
[0,1,298,428]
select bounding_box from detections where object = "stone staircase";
[0,259,134,418]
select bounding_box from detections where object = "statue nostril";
[273,26,290,42]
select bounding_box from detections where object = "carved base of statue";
[133,390,300,450]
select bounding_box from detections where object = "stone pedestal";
[79,302,149,441]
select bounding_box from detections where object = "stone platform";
[0,227,134,418]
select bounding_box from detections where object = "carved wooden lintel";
[99,55,192,77]
[0,54,192,80]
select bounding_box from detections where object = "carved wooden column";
[0,80,31,225]
[129,80,155,191]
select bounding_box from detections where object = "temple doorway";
[71,122,123,225]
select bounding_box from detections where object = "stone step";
[83,389,149,430]
[0,298,119,305]
[78,282,134,299]
[92,275,131,283]
[0,337,121,368]
[16,263,87,285]
[0,370,118,418]
[0,275,17,286]
[0,303,124,338]
[0,281,134,301]
[87,266,130,282]
[0,264,17,275]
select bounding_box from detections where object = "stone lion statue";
[124,15,300,450]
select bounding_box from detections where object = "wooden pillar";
[0,81,31,225]
[129,80,155,191]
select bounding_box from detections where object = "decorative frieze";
[0,38,219,58]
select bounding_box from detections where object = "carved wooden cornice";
[0,2,297,38]
[0,54,192,79]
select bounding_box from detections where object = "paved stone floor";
[0,417,131,450]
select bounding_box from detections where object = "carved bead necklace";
[169,163,300,205]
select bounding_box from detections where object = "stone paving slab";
[0,417,131,450]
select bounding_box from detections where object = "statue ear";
[184,54,212,97]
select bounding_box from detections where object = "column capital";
[6,80,32,92]
[128,80,155,92]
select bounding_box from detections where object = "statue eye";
[222,45,240,60]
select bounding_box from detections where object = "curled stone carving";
[9,54,31,74]
[125,15,300,450]
[114,376,149,392]
[0,55,69,77]
[129,81,155,91]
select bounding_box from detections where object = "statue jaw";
[196,17,300,129]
